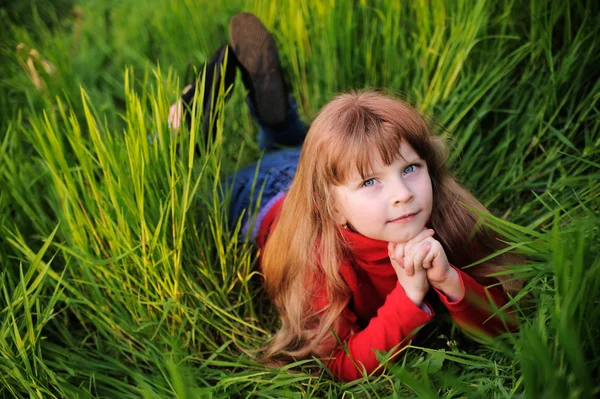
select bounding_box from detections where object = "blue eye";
[361,178,376,187]
[403,164,418,174]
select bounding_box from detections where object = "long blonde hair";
[261,90,522,363]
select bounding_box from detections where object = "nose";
[389,175,413,204]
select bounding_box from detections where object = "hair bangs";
[324,119,405,185]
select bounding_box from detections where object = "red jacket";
[257,195,516,382]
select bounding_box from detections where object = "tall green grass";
[1,0,599,397]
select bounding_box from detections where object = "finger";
[408,228,434,246]
[390,256,403,273]
[390,255,408,279]
[431,241,448,267]
[422,248,435,269]
[388,242,396,260]
[168,100,183,130]
[412,241,431,272]
[405,228,435,256]
[404,247,415,276]
[393,242,406,263]
[168,104,176,128]
[388,242,406,271]
[430,243,443,269]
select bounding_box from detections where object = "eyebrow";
[351,157,422,183]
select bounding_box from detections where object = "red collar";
[340,227,390,263]
[339,218,433,264]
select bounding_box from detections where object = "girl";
[173,13,521,383]
[256,92,522,381]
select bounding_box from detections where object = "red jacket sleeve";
[316,282,434,382]
[434,265,518,337]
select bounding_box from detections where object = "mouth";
[388,211,419,223]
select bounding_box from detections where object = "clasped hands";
[388,228,463,306]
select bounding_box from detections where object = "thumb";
[387,242,396,259]
[388,242,405,269]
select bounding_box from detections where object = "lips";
[388,211,419,223]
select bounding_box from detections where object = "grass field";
[1,0,599,397]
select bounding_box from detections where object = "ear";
[331,205,348,226]
[329,186,348,226]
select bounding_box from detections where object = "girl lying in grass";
[172,12,522,382]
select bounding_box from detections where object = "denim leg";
[246,95,308,151]
[225,96,307,236]
[226,148,301,235]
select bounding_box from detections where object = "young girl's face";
[333,141,433,243]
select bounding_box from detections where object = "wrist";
[431,267,464,302]
[402,285,427,307]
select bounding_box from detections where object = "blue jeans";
[227,96,307,237]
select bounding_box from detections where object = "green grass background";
[1,0,599,397]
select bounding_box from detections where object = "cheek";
[338,192,352,211]
[423,180,434,209]
[343,195,363,215]
[334,191,358,221]
[342,193,380,222]
[414,176,433,205]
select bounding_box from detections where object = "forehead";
[345,141,419,180]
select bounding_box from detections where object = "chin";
[388,225,425,243]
